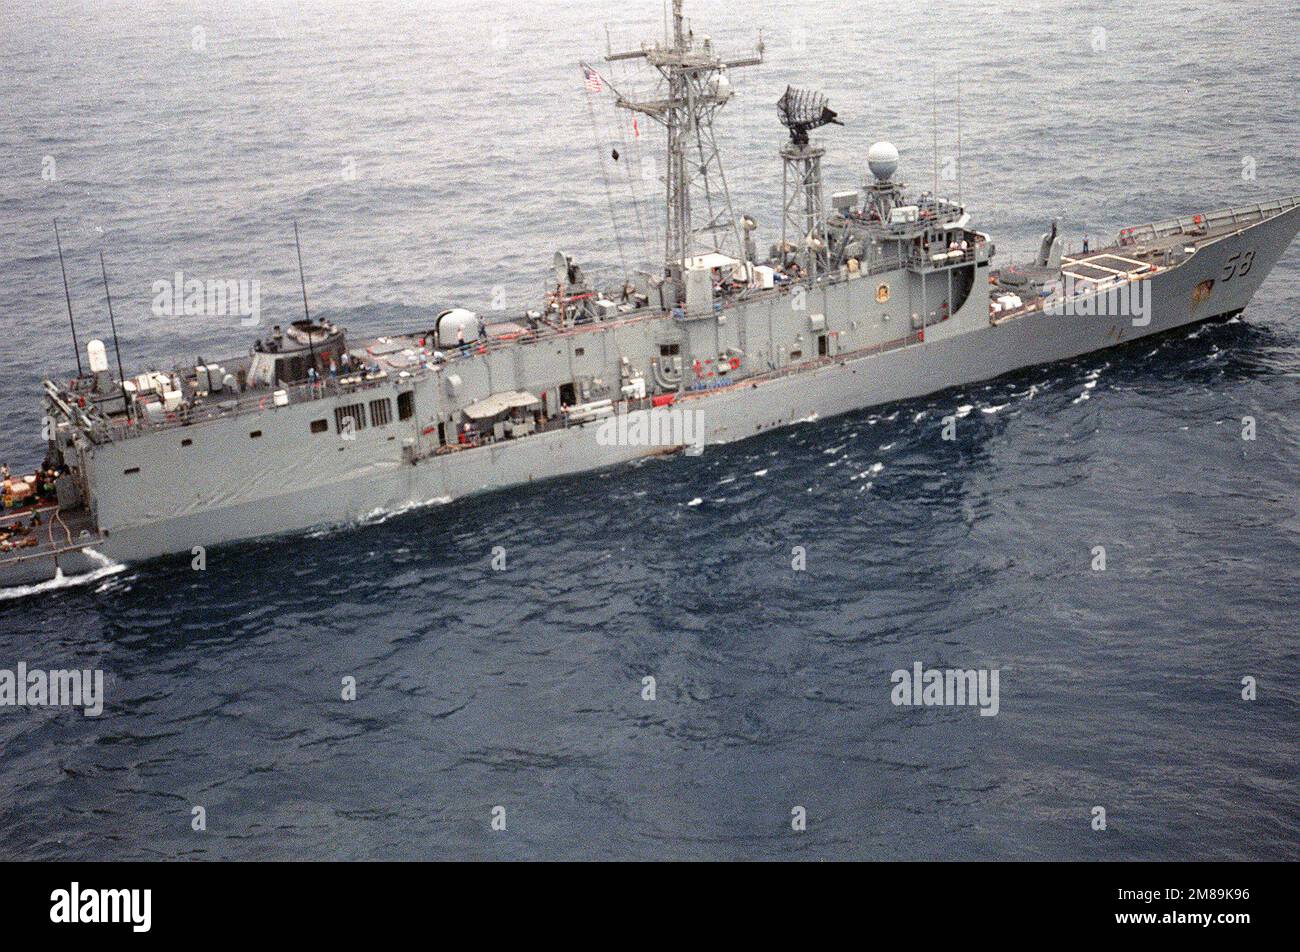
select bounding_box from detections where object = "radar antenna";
[776,86,841,148]
[777,86,841,281]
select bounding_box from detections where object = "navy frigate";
[3,0,1298,590]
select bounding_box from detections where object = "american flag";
[582,64,603,94]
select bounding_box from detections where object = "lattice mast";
[605,0,763,279]
[777,86,842,281]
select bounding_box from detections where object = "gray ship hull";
[9,200,1293,590]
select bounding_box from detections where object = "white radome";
[436,307,480,346]
[867,141,899,181]
[87,339,109,374]
[711,68,733,103]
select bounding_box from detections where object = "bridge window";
[249,430,262,439]
[310,419,328,434]
[398,391,415,420]
[275,355,309,384]
[369,398,392,427]
[335,403,367,434]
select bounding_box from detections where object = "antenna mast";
[932,80,938,198]
[293,219,318,378]
[776,86,842,282]
[53,219,83,376]
[98,252,128,401]
[605,0,763,281]
[956,75,962,206]
[293,219,311,324]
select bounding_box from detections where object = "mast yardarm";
[604,0,763,278]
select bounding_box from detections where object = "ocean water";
[0,0,1296,860]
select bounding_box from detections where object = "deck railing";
[1121,195,1300,245]
[88,374,392,443]
[68,237,992,444]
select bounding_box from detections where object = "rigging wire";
[638,64,670,262]
[582,66,630,285]
[616,83,656,269]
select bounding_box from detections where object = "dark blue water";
[0,0,1296,860]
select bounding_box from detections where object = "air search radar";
[776,86,842,147]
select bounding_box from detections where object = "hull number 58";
[1222,249,1255,281]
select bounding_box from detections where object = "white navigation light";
[868,141,899,182]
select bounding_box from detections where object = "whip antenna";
[97,251,128,402]
[54,219,83,376]
[932,79,938,197]
[293,219,318,377]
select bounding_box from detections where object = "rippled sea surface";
[0,0,1297,860]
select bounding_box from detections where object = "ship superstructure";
[3,0,1298,588]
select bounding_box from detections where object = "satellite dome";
[436,308,480,348]
[867,141,899,181]
[710,67,733,103]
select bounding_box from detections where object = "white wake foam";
[0,551,126,602]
